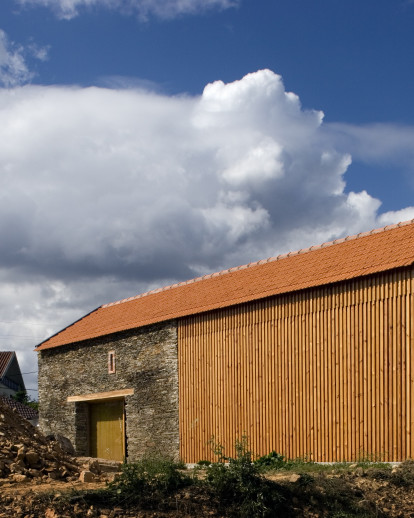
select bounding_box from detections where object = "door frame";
[67,388,134,460]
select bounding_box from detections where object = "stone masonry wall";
[38,320,179,461]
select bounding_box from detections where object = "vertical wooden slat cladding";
[178,267,414,463]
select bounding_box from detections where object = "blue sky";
[2,0,414,210]
[0,0,413,393]
[2,0,413,121]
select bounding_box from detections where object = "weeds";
[86,455,192,509]
[356,451,387,464]
[205,436,286,517]
[64,443,414,517]
[197,459,211,466]
[254,450,286,470]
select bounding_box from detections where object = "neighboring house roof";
[36,219,414,351]
[0,396,38,421]
[0,352,14,377]
[0,351,26,393]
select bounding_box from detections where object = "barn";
[36,220,414,463]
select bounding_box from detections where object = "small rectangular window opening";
[108,351,116,374]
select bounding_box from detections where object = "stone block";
[46,433,75,455]
[25,451,40,467]
[79,470,95,482]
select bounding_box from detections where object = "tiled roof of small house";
[36,219,414,351]
[0,352,13,377]
[0,396,38,421]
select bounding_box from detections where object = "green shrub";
[196,459,211,467]
[104,455,192,507]
[205,436,286,517]
[254,451,286,471]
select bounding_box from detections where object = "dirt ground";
[1,465,414,517]
[0,477,215,517]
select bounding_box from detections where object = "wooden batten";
[178,267,414,463]
[67,388,134,402]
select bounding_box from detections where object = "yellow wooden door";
[89,400,125,461]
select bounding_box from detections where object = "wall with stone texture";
[37,320,179,461]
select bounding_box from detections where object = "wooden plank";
[67,389,134,402]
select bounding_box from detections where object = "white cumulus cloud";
[0,69,413,394]
[15,0,239,20]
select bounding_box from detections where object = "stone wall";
[38,320,179,461]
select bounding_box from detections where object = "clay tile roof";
[0,352,13,377]
[36,219,414,351]
[0,396,38,421]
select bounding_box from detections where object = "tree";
[11,390,39,411]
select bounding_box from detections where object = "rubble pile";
[0,399,79,483]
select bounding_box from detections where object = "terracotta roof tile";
[0,352,13,377]
[0,396,38,421]
[36,219,414,351]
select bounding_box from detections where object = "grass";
[253,450,394,476]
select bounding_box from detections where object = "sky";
[0,0,413,397]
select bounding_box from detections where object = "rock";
[87,459,101,475]
[28,469,42,477]
[86,506,97,517]
[25,451,40,467]
[289,473,301,483]
[46,434,75,456]
[0,399,79,485]
[16,446,26,461]
[62,460,80,472]
[10,462,24,474]
[79,470,95,483]
[11,474,28,483]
